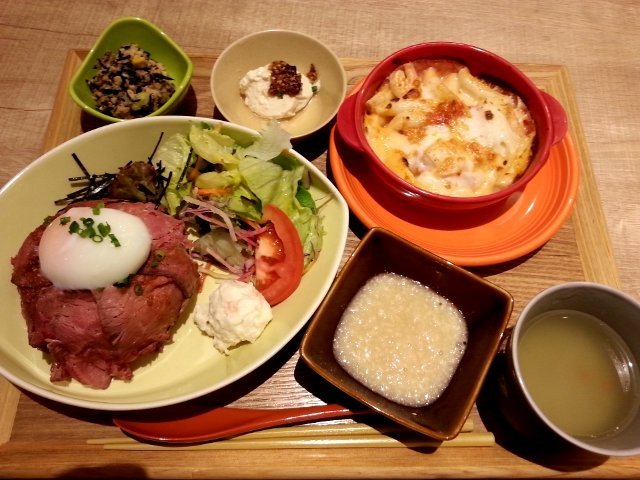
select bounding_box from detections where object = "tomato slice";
[254,204,304,306]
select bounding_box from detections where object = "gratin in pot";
[336,42,568,211]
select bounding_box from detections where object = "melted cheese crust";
[364,60,536,197]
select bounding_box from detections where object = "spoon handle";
[114,404,369,444]
[223,404,367,431]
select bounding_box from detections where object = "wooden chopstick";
[89,419,474,444]
[95,432,495,450]
[88,419,495,450]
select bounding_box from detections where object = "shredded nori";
[55,133,171,206]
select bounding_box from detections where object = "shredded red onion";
[179,194,271,279]
[205,247,244,275]
[182,195,238,242]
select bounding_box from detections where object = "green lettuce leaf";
[239,153,322,267]
[155,132,192,215]
[188,123,238,168]
[240,120,292,161]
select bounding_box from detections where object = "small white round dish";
[211,30,346,140]
[0,116,349,410]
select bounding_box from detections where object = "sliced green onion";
[98,222,111,237]
[92,203,105,215]
[66,215,120,246]
[79,226,95,238]
[109,234,121,247]
[114,275,133,287]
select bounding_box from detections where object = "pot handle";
[335,93,364,152]
[540,91,568,145]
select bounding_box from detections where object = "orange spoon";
[113,404,369,443]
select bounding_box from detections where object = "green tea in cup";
[517,308,639,438]
[508,282,640,456]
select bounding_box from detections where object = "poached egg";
[39,206,152,290]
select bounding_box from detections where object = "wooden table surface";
[1,0,638,299]
[0,1,639,478]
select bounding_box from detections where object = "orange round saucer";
[329,129,579,267]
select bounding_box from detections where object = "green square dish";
[68,17,193,123]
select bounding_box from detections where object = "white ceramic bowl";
[0,116,349,410]
[211,30,347,139]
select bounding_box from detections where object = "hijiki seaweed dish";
[87,44,175,119]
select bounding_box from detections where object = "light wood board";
[0,51,631,479]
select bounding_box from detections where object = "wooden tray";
[0,51,632,479]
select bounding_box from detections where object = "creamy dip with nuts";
[239,61,319,119]
[333,273,467,407]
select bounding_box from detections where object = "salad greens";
[157,121,323,268]
[154,132,192,213]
